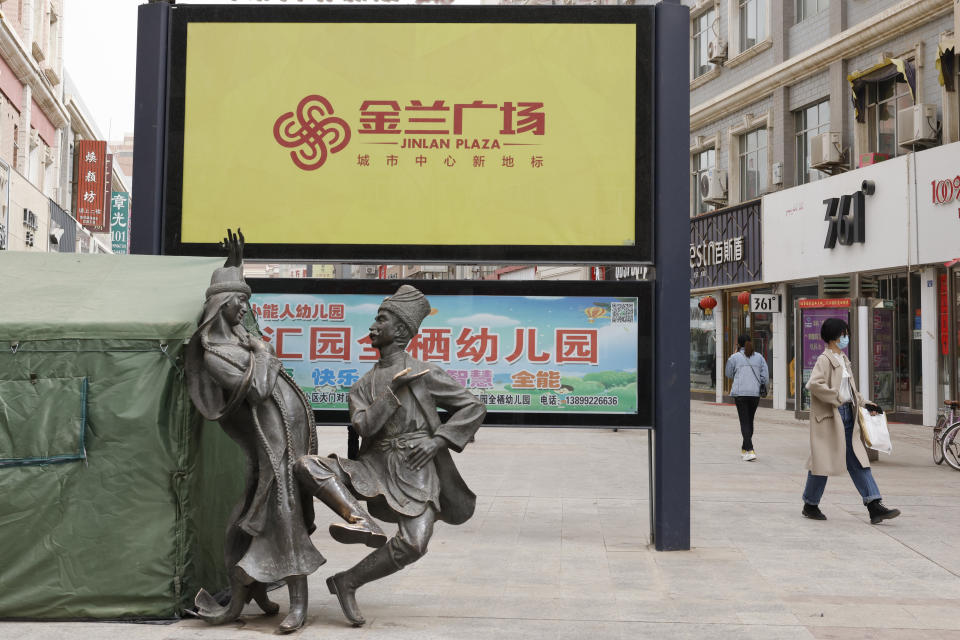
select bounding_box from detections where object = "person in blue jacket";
[725,334,768,461]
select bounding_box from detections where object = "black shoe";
[802,503,826,520]
[867,499,900,524]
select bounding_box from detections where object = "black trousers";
[734,396,760,450]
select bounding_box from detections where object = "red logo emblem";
[273,95,351,170]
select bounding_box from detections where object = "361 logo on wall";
[273,95,351,170]
[822,180,873,249]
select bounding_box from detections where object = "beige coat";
[806,349,870,476]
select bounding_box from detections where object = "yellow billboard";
[180,21,638,247]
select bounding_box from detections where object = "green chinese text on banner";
[110,191,129,254]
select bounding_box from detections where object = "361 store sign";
[822,180,873,249]
[930,175,960,218]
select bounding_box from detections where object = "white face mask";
[836,335,849,350]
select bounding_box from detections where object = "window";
[739,128,767,200]
[866,76,912,158]
[796,0,828,23]
[693,147,716,216]
[691,9,716,80]
[795,101,830,184]
[739,0,767,51]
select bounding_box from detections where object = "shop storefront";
[762,141,960,425]
[689,199,764,402]
[916,144,960,415]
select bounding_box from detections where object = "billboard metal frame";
[157,4,654,264]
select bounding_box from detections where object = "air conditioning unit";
[810,132,842,169]
[699,169,727,206]
[707,38,727,65]
[364,266,377,275]
[898,103,938,147]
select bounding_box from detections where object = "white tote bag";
[858,407,892,454]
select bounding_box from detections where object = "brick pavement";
[2,401,958,639]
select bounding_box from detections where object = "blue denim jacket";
[725,349,769,397]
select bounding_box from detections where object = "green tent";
[0,253,245,619]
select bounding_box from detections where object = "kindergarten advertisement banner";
[250,292,641,417]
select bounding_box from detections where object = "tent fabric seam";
[8,345,184,375]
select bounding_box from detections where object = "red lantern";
[699,295,717,316]
[737,291,751,311]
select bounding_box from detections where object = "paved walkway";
[3,401,959,639]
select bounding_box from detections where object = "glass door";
[876,273,923,412]
[725,292,743,396]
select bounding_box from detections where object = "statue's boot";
[277,575,308,634]
[308,475,387,548]
[194,577,249,625]
[326,544,403,627]
[249,582,279,616]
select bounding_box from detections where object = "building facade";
[687,0,960,424]
[0,1,126,255]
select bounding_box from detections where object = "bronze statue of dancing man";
[295,285,486,626]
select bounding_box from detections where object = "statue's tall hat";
[205,266,251,299]
[379,285,431,335]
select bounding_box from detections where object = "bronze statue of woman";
[185,229,324,633]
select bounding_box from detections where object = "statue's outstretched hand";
[221,228,245,268]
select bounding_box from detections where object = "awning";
[847,57,916,123]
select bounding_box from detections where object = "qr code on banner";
[611,302,635,324]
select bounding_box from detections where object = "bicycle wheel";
[942,422,960,472]
[934,416,947,465]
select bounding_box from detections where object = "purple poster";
[799,306,849,410]
[801,308,849,368]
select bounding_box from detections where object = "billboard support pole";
[131,2,171,255]
[653,0,691,550]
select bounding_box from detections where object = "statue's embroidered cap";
[205,266,251,299]
[379,285,430,335]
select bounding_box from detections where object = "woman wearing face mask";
[725,334,768,461]
[801,318,900,524]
